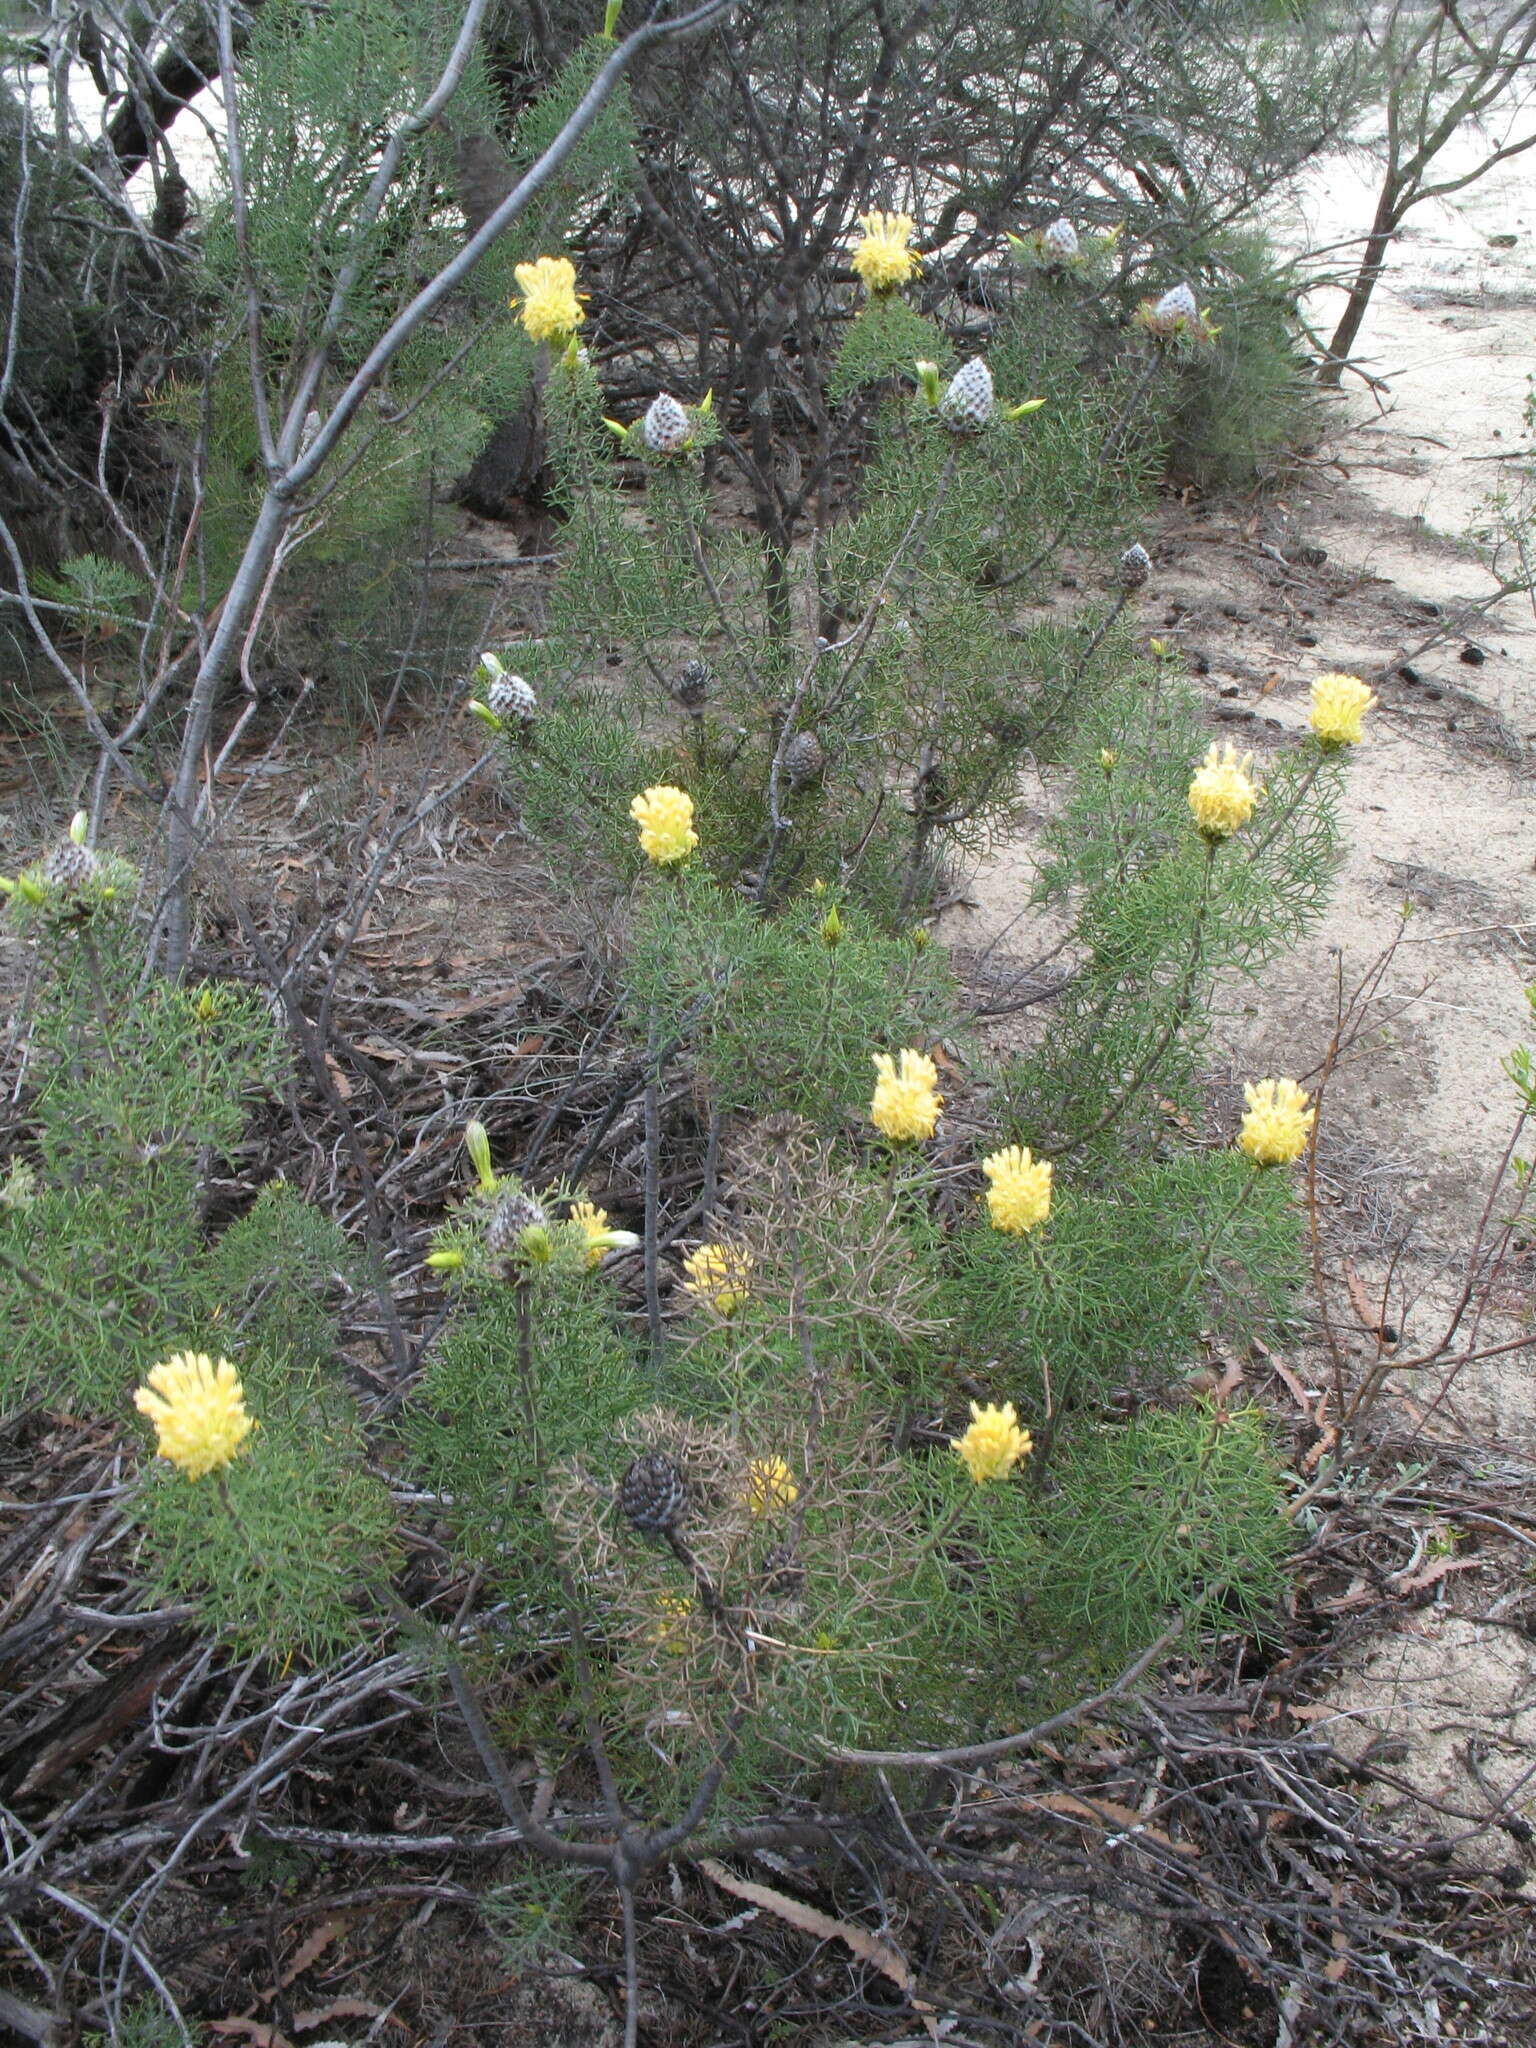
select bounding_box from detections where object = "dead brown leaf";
[1031,1792,1199,1858]
[697,1857,913,1994]
[208,2022,289,2048]
[291,1998,395,2032]
[270,1916,353,1995]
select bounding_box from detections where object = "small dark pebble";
[1412,597,1441,616]
[1295,629,1319,646]
[1398,664,1421,684]
[1060,574,1078,588]
[1292,544,1328,567]
[1459,643,1487,665]
[1219,683,1241,698]
[1190,651,1210,675]
[1214,704,1255,724]
[1220,604,1252,622]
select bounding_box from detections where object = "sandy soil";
[955,130,1536,1860]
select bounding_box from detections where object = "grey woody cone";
[940,358,994,432]
[783,729,826,790]
[1042,218,1079,260]
[40,841,98,893]
[672,658,712,710]
[484,1187,548,1261]
[620,1451,688,1534]
[759,1542,805,1602]
[486,673,537,723]
[642,393,690,455]
[1118,542,1152,592]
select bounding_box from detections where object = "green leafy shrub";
[9,206,1374,1844]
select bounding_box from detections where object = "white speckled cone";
[486,673,537,722]
[940,357,994,431]
[1150,282,1198,331]
[642,392,690,454]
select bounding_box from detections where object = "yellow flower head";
[513,256,584,346]
[134,1352,255,1480]
[981,1143,1052,1234]
[953,1401,1032,1485]
[1187,742,1260,841]
[630,784,698,867]
[683,1243,753,1316]
[870,1048,942,1144]
[1309,671,1378,749]
[1237,1078,1315,1168]
[571,1200,612,1268]
[852,211,921,292]
[744,1455,799,1517]
[645,1591,696,1654]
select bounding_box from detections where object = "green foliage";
[0,884,283,1411]
[623,877,959,1124]
[210,1181,360,1377]
[1159,230,1319,486]
[1012,666,1343,1153]
[82,1997,186,2048]
[486,1862,597,1965]
[134,1385,396,1662]
[943,1152,1304,1415]
[31,554,147,638]
[403,1275,648,1604]
[1029,1404,1293,1669]
[828,296,949,402]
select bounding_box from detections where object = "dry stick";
[232,908,412,1377]
[1298,921,1416,1434]
[157,0,738,976]
[643,1015,665,1366]
[1307,954,1362,1428]
[826,1615,1187,1769]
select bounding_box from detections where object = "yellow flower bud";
[683,1244,752,1317]
[981,1144,1052,1234]
[464,1120,497,1195]
[743,1456,799,1517]
[1309,672,1378,749]
[820,905,843,948]
[426,1248,466,1272]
